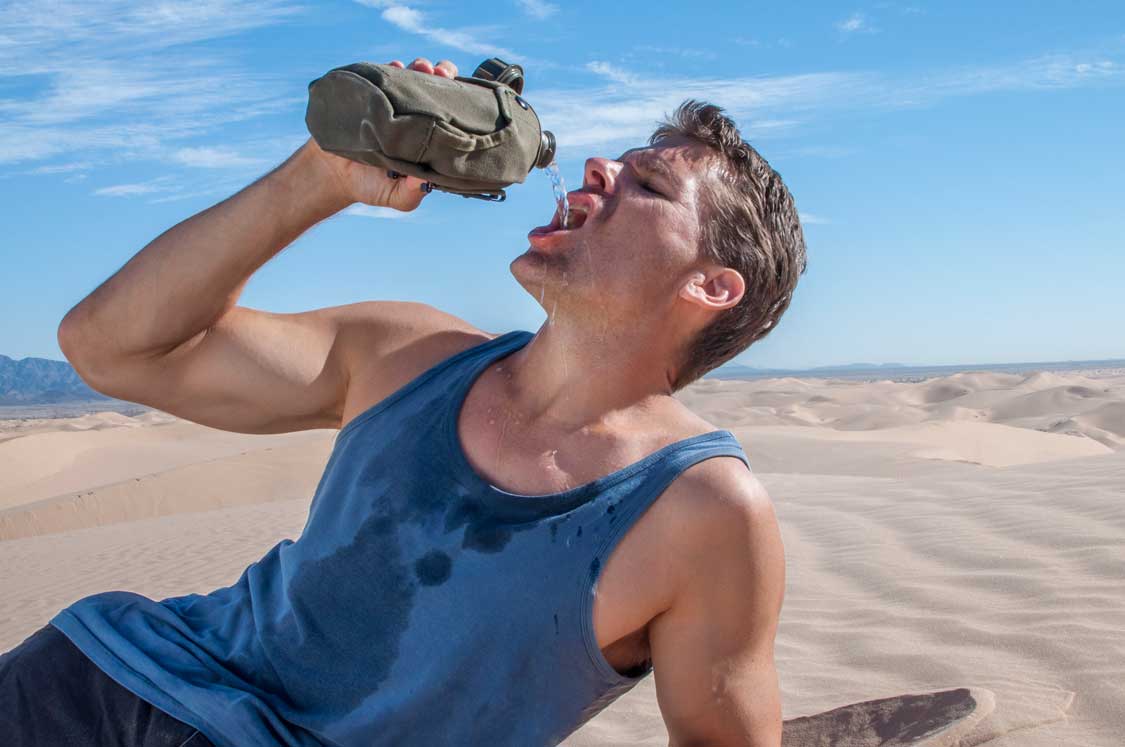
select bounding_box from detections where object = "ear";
[679,267,745,311]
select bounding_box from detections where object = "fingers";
[387,57,458,78]
[434,59,458,78]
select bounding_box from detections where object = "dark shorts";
[0,624,214,747]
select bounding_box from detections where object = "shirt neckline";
[441,330,736,518]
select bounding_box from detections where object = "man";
[2,56,805,746]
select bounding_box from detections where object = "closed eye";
[640,181,663,197]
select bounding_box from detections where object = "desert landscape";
[2,366,1123,745]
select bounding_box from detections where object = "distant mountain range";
[717,362,908,375]
[0,354,111,405]
[3,352,1123,406]
[711,357,1125,381]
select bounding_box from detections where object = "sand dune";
[1,367,1123,745]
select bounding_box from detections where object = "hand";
[308,57,460,213]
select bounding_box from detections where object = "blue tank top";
[51,329,752,747]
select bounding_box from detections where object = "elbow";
[57,312,84,365]
[57,311,92,374]
[57,312,118,396]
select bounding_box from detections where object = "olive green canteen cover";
[305,61,547,199]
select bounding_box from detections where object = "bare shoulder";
[656,439,780,590]
[337,301,495,428]
[666,450,773,540]
[656,401,765,514]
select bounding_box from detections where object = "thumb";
[390,175,430,211]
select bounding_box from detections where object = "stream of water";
[544,160,569,229]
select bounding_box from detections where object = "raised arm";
[57,58,466,434]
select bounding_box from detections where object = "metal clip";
[422,181,506,201]
[461,190,506,202]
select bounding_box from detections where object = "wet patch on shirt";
[414,550,452,586]
[276,508,417,709]
[443,497,535,554]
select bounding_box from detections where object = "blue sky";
[1,1,1122,369]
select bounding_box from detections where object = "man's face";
[511,135,721,331]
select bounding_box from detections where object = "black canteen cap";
[472,57,525,94]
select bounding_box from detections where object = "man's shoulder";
[337,302,496,425]
[653,407,763,513]
[663,450,771,534]
[655,433,783,619]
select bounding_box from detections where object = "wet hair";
[649,100,808,391]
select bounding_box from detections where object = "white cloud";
[0,1,305,166]
[799,212,830,225]
[0,0,303,69]
[515,0,558,20]
[585,61,639,86]
[837,12,877,34]
[382,5,425,29]
[632,44,717,61]
[363,1,524,61]
[94,176,178,196]
[26,161,96,175]
[529,50,1125,153]
[343,204,416,220]
[171,146,268,169]
[535,68,865,151]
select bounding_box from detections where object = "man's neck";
[497,318,679,435]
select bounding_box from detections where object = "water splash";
[544,159,570,229]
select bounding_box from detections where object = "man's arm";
[57,57,464,434]
[648,469,786,747]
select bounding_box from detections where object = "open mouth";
[529,200,590,236]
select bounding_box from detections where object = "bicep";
[650,482,786,747]
[119,304,352,434]
[98,300,461,435]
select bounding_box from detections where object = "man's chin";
[511,254,573,300]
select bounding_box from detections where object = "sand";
[2,368,1123,745]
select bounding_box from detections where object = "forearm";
[59,139,352,366]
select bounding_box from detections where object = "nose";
[582,156,623,194]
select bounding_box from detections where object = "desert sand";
[2,367,1123,745]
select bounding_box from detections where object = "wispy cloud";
[26,161,96,175]
[94,176,178,197]
[170,146,269,169]
[356,0,523,61]
[585,61,639,86]
[631,44,717,62]
[343,204,417,220]
[0,1,305,168]
[514,0,558,20]
[799,212,830,225]
[837,12,877,34]
[530,50,1124,153]
[734,37,794,50]
[537,68,865,150]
